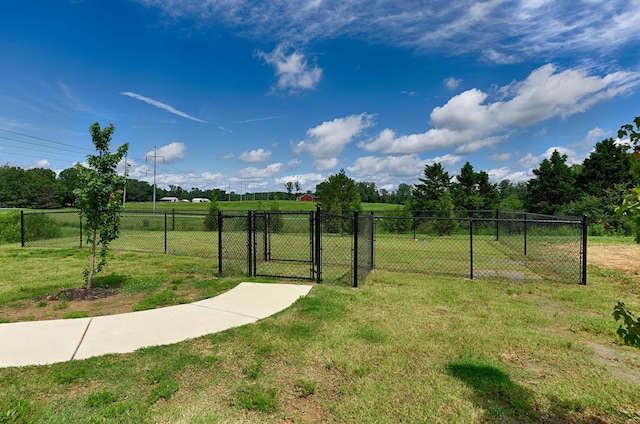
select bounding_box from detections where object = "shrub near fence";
[20,209,587,286]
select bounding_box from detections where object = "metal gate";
[250,211,316,281]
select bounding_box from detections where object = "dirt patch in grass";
[588,243,640,282]
[41,287,119,302]
[0,288,149,322]
[587,342,640,385]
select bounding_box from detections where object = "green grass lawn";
[0,241,639,422]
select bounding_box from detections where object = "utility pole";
[146,147,164,213]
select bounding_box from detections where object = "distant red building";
[296,194,321,202]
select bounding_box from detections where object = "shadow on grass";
[446,359,538,422]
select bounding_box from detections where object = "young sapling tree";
[74,123,128,288]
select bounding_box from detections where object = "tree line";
[2,130,639,235]
[315,136,639,236]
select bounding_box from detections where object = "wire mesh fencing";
[371,210,586,284]
[20,209,586,286]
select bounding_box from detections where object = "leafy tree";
[317,169,361,233]
[269,194,284,233]
[617,116,640,242]
[411,162,451,211]
[316,169,362,214]
[498,180,527,211]
[356,181,380,203]
[125,178,153,202]
[452,162,480,210]
[613,302,640,348]
[74,123,128,288]
[433,190,458,235]
[0,166,27,207]
[476,170,500,210]
[58,167,82,206]
[395,183,413,204]
[526,150,575,215]
[451,162,499,212]
[380,205,412,234]
[577,138,634,196]
[25,168,62,209]
[203,195,220,231]
[285,182,294,199]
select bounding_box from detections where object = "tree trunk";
[87,228,97,289]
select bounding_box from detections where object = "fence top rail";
[21,208,584,223]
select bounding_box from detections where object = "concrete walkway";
[0,282,313,368]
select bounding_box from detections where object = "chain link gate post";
[315,204,322,284]
[353,210,359,288]
[247,210,253,277]
[218,210,223,277]
[581,214,588,285]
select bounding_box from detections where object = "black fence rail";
[20,209,586,286]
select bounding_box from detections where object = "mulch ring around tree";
[40,287,120,302]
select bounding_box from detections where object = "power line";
[0,135,89,156]
[0,128,87,151]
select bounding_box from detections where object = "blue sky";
[1,0,639,195]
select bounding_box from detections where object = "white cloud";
[488,152,512,161]
[488,167,530,183]
[454,136,505,154]
[443,77,462,90]
[237,163,284,178]
[140,0,640,60]
[287,158,301,168]
[145,142,186,163]
[313,158,339,171]
[120,91,205,123]
[233,115,287,124]
[256,44,322,92]
[31,159,50,169]
[295,113,374,170]
[275,173,325,191]
[239,148,271,163]
[152,171,226,190]
[348,154,424,179]
[222,153,234,160]
[360,64,639,155]
[517,146,580,169]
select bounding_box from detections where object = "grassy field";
[0,238,639,422]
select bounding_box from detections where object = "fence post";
[370,211,375,270]
[353,210,359,288]
[469,219,474,280]
[164,212,167,254]
[218,210,223,277]
[247,211,253,276]
[309,211,314,279]
[20,210,25,247]
[172,208,175,231]
[79,215,83,248]
[413,216,417,240]
[523,213,528,256]
[495,209,499,241]
[581,215,588,285]
[315,204,322,284]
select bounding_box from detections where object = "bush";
[24,213,62,241]
[0,211,20,244]
[203,197,220,231]
[380,207,412,234]
[613,302,640,348]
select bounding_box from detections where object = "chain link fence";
[20,209,586,286]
